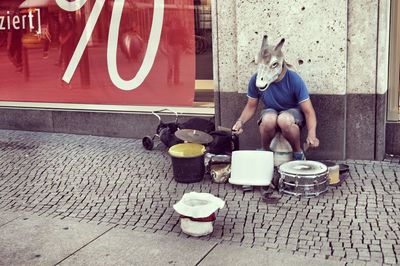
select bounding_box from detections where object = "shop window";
[0,0,214,111]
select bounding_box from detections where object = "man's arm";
[232,97,259,134]
[299,99,320,147]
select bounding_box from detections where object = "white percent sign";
[55,0,164,91]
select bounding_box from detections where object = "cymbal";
[175,129,213,144]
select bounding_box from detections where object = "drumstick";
[303,142,310,152]
[217,126,233,132]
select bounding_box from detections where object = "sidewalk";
[0,129,399,265]
[0,210,344,266]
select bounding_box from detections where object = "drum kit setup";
[169,129,350,237]
[167,126,350,198]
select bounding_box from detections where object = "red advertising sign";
[0,0,195,106]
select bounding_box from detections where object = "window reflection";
[0,0,212,108]
[194,0,213,105]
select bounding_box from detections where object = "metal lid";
[279,160,328,176]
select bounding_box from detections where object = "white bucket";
[228,150,274,186]
[173,192,225,237]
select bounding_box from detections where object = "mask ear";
[274,38,285,51]
[256,35,268,64]
[261,35,268,49]
[255,53,260,64]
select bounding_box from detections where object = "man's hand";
[232,120,244,134]
[306,134,320,148]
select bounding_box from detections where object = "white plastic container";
[228,150,274,186]
[173,192,225,237]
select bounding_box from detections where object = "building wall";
[0,108,212,140]
[213,0,390,160]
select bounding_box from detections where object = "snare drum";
[278,160,328,197]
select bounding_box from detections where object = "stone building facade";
[212,0,397,160]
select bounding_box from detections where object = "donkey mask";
[255,35,285,91]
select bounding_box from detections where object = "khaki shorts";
[257,108,305,128]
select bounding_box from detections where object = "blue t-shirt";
[247,69,310,111]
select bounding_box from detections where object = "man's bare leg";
[259,113,278,150]
[277,113,301,152]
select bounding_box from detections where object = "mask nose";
[256,65,268,88]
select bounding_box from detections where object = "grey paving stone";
[1,130,400,265]
[60,228,217,266]
[199,244,344,266]
[0,210,21,227]
[0,212,111,266]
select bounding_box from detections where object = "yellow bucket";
[168,143,206,183]
[168,143,206,158]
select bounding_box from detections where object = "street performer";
[232,35,319,160]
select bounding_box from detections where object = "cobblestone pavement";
[0,130,399,265]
